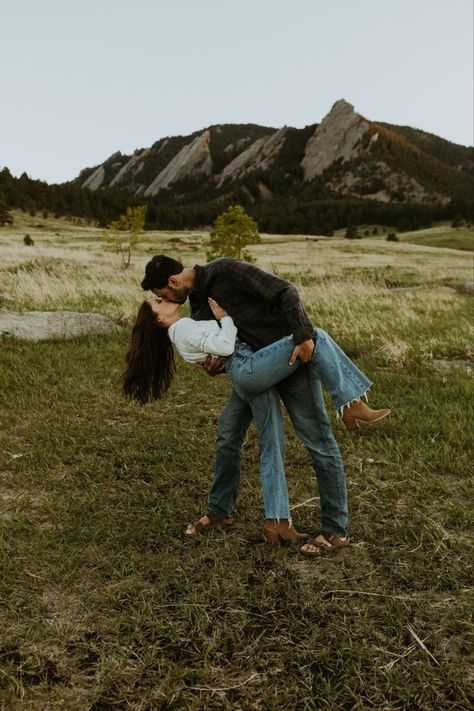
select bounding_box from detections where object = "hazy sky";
[1,0,472,184]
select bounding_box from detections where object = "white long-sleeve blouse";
[167,316,238,363]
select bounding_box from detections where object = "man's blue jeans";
[208,329,373,537]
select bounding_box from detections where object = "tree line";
[1,166,472,234]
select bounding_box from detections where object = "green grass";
[332,223,474,252]
[396,225,474,251]
[1,214,473,709]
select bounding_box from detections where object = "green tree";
[104,205,148,268]
[345,224,359,239]
[451,213,464,228]
[0,196,12,226]
[206,204,261,263]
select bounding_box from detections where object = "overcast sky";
[1,0,472,184]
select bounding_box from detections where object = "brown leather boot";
[263,519,309,545]
[341,400,391,431]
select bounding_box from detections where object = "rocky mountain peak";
[301,99,371,181]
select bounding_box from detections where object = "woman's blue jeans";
[226,328,372,414]
[208,329,372,537]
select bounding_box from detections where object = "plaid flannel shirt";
[189,258,314,350]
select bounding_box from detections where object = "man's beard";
[170,287,188,304]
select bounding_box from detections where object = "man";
[142,255,356,555]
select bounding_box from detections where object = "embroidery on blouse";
[189,328,212,354]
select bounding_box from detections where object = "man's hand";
[289,338,315,366]
[201,354,226,376]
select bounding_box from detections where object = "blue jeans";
[226,328,372,413]
[208,329,372,537]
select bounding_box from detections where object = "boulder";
[0,311,119,341]
[433,359,472,373]
[456,282,474,295]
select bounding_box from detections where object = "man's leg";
[277,367,349,538]
[208,386,291,521]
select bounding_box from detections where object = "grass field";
[395,225,474,252]
[332,223,474,252]
[1,212,473,709]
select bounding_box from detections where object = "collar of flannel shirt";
[191,264,206,296]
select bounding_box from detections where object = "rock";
[82,165,106,191]
[433,359,472,373]
[0,311,119,341]
[110,148,151,187]
[301,99,371,181]
[144,130,213,196]
[257,181,273,200]
[219,127,287,185]
[456,282,474,295]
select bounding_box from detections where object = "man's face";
[151,280,188,304]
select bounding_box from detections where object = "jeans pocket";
[228,354,253,385]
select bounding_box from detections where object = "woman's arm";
[197,316,237,357]
[170,317,237,362]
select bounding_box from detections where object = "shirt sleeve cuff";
[292,329,315,345]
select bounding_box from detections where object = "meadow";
[0,211,473,710]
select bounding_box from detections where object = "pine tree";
[0,195,12,226]
[345,224,359,239]
[451,213,464,228]
[206,204,261,263]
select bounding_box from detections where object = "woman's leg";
[227,329,372,414]
[208,389,253,519]
[309,329,373,413]
[249,388,291,521]
[209,386,291,521]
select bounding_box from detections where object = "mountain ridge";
[1,100,472,234]
[73,100,473,223]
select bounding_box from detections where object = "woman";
[122,297,390,546]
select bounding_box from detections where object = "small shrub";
[451,213,464,228]
[104,205,148,268]
[386,233,399,242]
[207,204,260,262]
[24,234,35,246]
[345,224,359,239]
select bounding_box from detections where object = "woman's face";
[149,297,180,327]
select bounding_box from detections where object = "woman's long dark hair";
[121,301,176,405]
